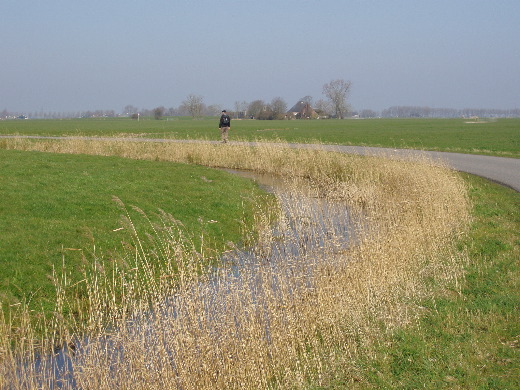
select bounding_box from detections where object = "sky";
[1,0,519,114]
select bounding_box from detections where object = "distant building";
[287,101,318,119]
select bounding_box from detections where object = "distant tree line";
[123,96,223,120]
[3,104,520,121]
[1,79,354,120]
[0,109,118,120]
[379,106,520,119]
[2,78,519,120]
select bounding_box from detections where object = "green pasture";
[0,149,267,313]
[1,117,519,158]
[0,118,518,386]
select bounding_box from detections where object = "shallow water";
[12,170,359,389]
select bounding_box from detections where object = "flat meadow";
[0,117,518,388]
[1,116,519,157]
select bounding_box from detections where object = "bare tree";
[322,79,352,119]
[206,104,222,116]
[270,97,288,119]
[153,106,165,120]
[234,100,248,118]
[181,94,204,118]
[247,100,265,119]
[359,109,378,118]
[314,99,332,117]
[166,107,179,116]
[123,105,138,116]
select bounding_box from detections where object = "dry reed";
[0,137,470,388]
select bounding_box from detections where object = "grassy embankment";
[0,149,269,314]
[1,117,519,157]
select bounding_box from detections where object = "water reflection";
[14,170,359,389]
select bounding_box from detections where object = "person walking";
[219,110,231,143]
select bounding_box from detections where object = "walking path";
[1,135,519,192]
[286,143,520,193]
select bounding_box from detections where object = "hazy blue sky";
[2,0,519,113]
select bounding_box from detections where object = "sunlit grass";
[0,138,483,388]
[1,117,519,157]
[0,149,268,314]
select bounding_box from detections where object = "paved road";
[2,135,519,192]
[290,143,520,193]
[226,141,519,192]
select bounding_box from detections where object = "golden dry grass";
[0,138,470,388]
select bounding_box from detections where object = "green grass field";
[0,118,518,387]
[0,149,267,313]
[1,117,519,157]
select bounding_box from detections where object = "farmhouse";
[287,100,318,119]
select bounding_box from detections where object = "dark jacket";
[219,114,231,128]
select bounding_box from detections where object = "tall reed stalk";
[0,138,470,388]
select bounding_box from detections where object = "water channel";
[12,170,361,389]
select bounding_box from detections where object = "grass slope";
[0,149,266,312]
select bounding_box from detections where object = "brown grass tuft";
[0,138,470,388]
